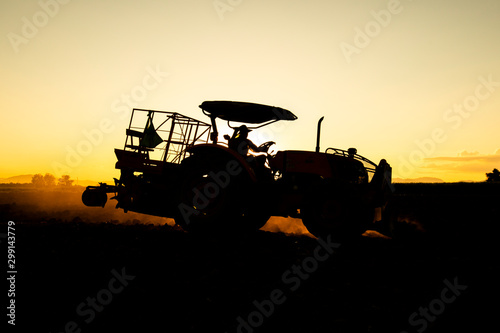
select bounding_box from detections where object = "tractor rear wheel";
[302,181,373,242]
[175,155,268,234]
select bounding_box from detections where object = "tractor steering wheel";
[259,141,276,153]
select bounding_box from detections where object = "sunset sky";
[1,0,499,182]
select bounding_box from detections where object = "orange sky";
[1,0,499,182]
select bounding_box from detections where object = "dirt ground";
[1,183,499,332]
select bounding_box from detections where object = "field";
[1,183,499,332]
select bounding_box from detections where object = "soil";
[1,183,499,332]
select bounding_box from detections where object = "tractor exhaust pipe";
[316,116,324,153]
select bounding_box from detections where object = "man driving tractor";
[82,101,393,239]
[227,125,274,157]
[227,125,275,179]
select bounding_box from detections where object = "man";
[227,125,273,157]
[227,125,276,181]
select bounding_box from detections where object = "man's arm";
[247,139,261,152]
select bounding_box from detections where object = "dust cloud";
[261,216,315,237]
[0,186,173,226]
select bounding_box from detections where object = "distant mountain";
[393,177,445,183]
[0,174,34,184]
[0,174,447,185]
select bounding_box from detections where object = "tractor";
[82,101,393,239]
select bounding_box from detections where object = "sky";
[1,0,499,182]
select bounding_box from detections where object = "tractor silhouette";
[82,101,393,239]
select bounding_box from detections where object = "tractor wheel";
[82,187,107,207]
[175,155,265,234]
[302,181,373,242]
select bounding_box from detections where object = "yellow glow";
[1,1,499,182]
[261,217,315,238]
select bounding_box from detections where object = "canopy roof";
[199,100,297,124]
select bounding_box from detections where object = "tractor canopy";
[200,100,297,124]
